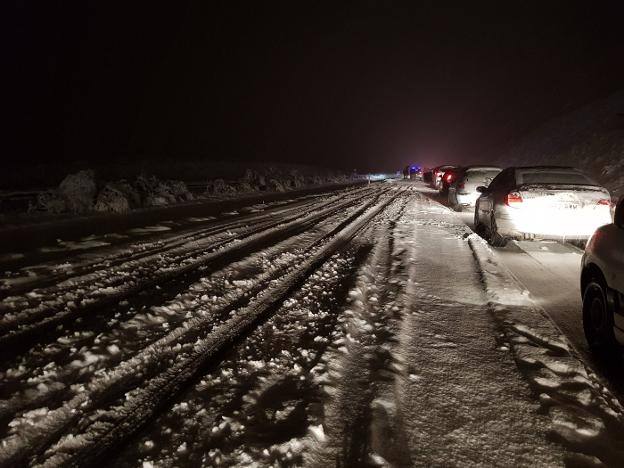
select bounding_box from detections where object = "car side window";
[487,169,509,192]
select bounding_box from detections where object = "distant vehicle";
[474,166,612,247]
[438,166,464,194]
[432,165,456,190]
[409,165,423,180]
[448,166,502,211]
[581,196,624,350]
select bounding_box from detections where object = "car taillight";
[445,173,454,182]
[505,191,523,206]
[597,199,611,206]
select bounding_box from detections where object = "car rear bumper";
[495,209,612,240]
[455,193,479,207]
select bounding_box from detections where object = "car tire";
[488,214,508,247]
[474,212,486,237]
[583,280,618,352]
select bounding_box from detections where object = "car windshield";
[517,170,595,185]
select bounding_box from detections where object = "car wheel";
[448,193,460,211]
[488,214,508,247]
[474,212,486,237]
[583,281,618,352]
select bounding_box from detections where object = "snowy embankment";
[0,166,357,219]
[0,182,623,466]
[496,90,624,198]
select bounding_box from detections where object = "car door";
[610,200,624,298]
[476,169,509,224]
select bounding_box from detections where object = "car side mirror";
[476,186,488,193]
[615,198,624,228]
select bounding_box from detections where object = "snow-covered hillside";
[497,90,624,198]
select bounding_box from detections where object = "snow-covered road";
[427,185,624,407]
[1,182,623,467]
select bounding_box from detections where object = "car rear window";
[517,170,595,185]
[465,170,500,181]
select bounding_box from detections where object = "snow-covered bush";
[206,178,236,195]
[233,180,255,193]
[94,183,130,213]
[288,170,305,188]
[134,174,191,206]
[113,180,141,209]
[31,190,66,214]
[58,170,97,213]
[306,175,325,186]
[266,178,286,192]
[243,169,266,189]
[165,180,194,202]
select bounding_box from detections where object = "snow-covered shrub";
[243,169,266,189]
[233,180,255,193]
[266,178,286,192]
[94,183,130,213]
[113,180,141,209]
[135,174,190,206]
[31,190,66,214]
[58,170,97,213]
[289,171,305,188]
[206,178,236,195]
[306,175,325,186]
[165,180,194,202]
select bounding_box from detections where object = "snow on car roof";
[464,166,501,172]
[512,166,579,172]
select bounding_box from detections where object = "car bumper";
[455,192,479,207]
[496,208,612,240]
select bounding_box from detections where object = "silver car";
[448,166,501,211]
[474,166,612,246]
[581,196,624,350]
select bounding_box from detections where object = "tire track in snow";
[0,187,388,433]
[0,187,387,350]
[0,186,372,299]
[307,193,413,467]
[108,242,370,467]
[0,186,402,467]
[0,186,376,311]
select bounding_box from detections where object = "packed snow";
[0,181,623,466]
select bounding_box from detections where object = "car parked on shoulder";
[432,165,456,190]
[448,166,502,211]
[423,168,433,184]
[438,167,464,194]
[409,165,423,180]
[474,166,612,247]
[581,196,624,350]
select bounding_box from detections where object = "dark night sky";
[7,0,624,172]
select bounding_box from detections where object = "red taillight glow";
[445,173,454,182]
[505,192,523,206]
[458,182,465,189]
[597,199,611,206]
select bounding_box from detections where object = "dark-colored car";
[439,167,463,194]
